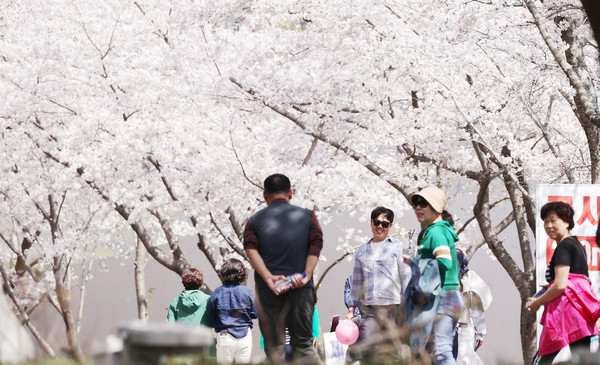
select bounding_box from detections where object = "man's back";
[248,200,312,289]
[243,173,323,364]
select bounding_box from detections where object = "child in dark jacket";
[208,258,258,364]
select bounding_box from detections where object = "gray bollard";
[117,321,215,365]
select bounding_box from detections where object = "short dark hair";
[181,268,204,290]
[540,201,575,230]
[219,258,247,285]
[370,206,394,223]
[264,174,291,194]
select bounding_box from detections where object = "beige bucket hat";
[411,186,447,213]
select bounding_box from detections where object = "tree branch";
[146,155,218,271]
[455,197,508,236]
[523,95,575,183]
[524,0,600,128]
[399,144,481,180]
[229,76,413,201]
[208,212,248,261]
[315,247,359,292]
[229,132,263,190]
[150,209,185,263]
[0,260,56,358]
[464,211,515,258]
[226,207,244,241]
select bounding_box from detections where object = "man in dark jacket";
[243,174,323,364]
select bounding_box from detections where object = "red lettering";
[545,236,600,271]
[548,195,573,205]
[575,196,599,226]
[580,235,600,271]
[546,237,554,266]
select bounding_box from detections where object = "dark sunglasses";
[411,198,429,209]
[371,219,391,228]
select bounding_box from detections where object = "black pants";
[256,286,319,364]
[537,336,591,365]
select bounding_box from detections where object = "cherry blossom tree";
[0,128,120,361]
[219,1,598,362]
[1,0,597,363]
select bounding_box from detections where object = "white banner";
[535,184,600,296]
[322,332,348,365]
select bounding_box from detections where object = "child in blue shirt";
[207,258,258,364]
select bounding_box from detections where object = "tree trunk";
[580,118,600,183]
[54,257,87,363]
[471,166,536,364]
[520,294,538,365]
[558,13,600,184]
[135,238,149,322]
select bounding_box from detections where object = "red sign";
[544,194,600,271]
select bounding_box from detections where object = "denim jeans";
[433,290,463,365]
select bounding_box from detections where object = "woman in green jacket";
[411,186,462,365]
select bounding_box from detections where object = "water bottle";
[533,286,547,298]
[275,272,306,293]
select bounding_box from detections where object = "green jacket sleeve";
[421,228,453,271]
[166,303,176,323]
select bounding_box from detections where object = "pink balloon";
[335,320,359,345]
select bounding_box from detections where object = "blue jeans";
[433,290,462,365]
